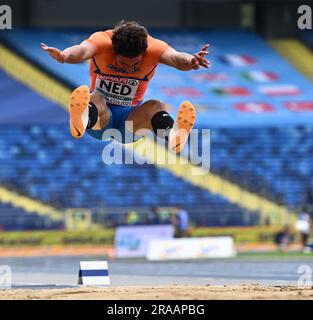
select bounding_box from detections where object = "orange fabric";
[86,29,170,106]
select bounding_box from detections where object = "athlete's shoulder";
[87,29,113,54]
[102,29,113,38]
[147,35,170,49]
[145,35,171,62]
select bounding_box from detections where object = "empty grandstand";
[0,57,257,229]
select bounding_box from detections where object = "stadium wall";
[4,0,305,37]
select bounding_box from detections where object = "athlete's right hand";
[40,43,66,63]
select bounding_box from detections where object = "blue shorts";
[86,103,144,144]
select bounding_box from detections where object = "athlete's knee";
[90,91,110,128]
[147,99,166,111]
[90,91,107,114]
[145,99,166,120]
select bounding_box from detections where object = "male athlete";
[41,21,209,153]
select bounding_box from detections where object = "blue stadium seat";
[207,126,313,208]
[0,123,256,226]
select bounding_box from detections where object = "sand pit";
[1,284,313,300]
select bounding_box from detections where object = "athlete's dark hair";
[112,20,148,58]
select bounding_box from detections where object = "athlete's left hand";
[40,43,66,63]
[191,44,210,70]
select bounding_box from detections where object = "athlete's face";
[115,54,143,73]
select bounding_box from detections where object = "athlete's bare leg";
[89,90,110,130]
[126,99,196,153]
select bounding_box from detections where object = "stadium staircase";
[0,189,63,231]
[269,39,313,82]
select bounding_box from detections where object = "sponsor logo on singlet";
[106,64,141,74]
[95,75,139,107]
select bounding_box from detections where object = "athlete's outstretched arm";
[160,44,210,71]
[40,40,97,64]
